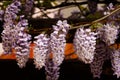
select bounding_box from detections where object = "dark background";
[0,59,119,80]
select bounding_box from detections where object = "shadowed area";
[0,59,119,80]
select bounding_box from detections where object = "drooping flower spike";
[97,23,119,45]
[90,41,112,78]
[1,1,21,54]
[15,16,31,68]
[45,20,70,80]
[73,27,97,64]
[33,34,49,69]
[111,49,120,78]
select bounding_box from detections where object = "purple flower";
[33,34,49,69]
[73,28,97,64]
[90,41,112,78]
[45,59,60,80]
[1,1,21,54]
[111,49,120,78]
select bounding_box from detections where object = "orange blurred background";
[0,43,119,60]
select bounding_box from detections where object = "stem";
[27,5,120,33]
[70,5,120,29]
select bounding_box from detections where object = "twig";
[39,9,51,19]
[42,1,120,10]
[27,5,120,33]
[70,5,120,30]
[73,0,83,15]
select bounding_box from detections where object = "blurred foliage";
[90,23,103,30]
[42,0,52,8]
[1,1,12,9]
[86,12,103,20]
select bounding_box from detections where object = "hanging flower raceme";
[45,20,70,80]
[90,41,112,78]
[50,20,70,66]
[97,23,119,46]
[15,17,31,68]
[1,1,21,54]
[45,58,60,80]
[33,34,49,70]
[73,28,97,64]
[1,28,13,54]
[4,1,21,28]
[111,49,120,78]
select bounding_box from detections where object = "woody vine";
[0,0,120,80]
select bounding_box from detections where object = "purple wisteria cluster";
[32,20,69,80]
[97,23,119,46]
[15,17,31,68]
[45,59,60,80]
[111,49,120,78]
[90,3,120,79]
[33,34,49,69]
[90,41,112,78]
[1,0,31,68]
[45,20,70,80]
[50,20,70,66]
[1,1,21,54]
[90,21,119,78]
[73,28,97,64]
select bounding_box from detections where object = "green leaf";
[90,23,103,30]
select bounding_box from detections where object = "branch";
[40,1,120,10]
[27,5,120,34]
[70,5,120,30]
[39,9,51,19]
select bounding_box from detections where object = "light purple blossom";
[111,49,120,78]
[45,20,70,80]
[33,34,49,69]
[73,28,97,64]
[90,41,112,78]
[97,23,119,45]
[45,59,60,80]
[14,17,31,68]
[1,1,21,54]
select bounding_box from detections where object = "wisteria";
[4,1,21,26]
[1,1,21,54]
[1,0,120,80]
[1,0,31,68]
[90,41,112,78]
[33,34,49,69]
[15,17,31,68]
[111,49,120,78]
[51,20,70,66]
[90,22,119,78]
[73,28,97,64]
[45,58,60,80]
[45,20,70,80]
[97,23,119,46]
